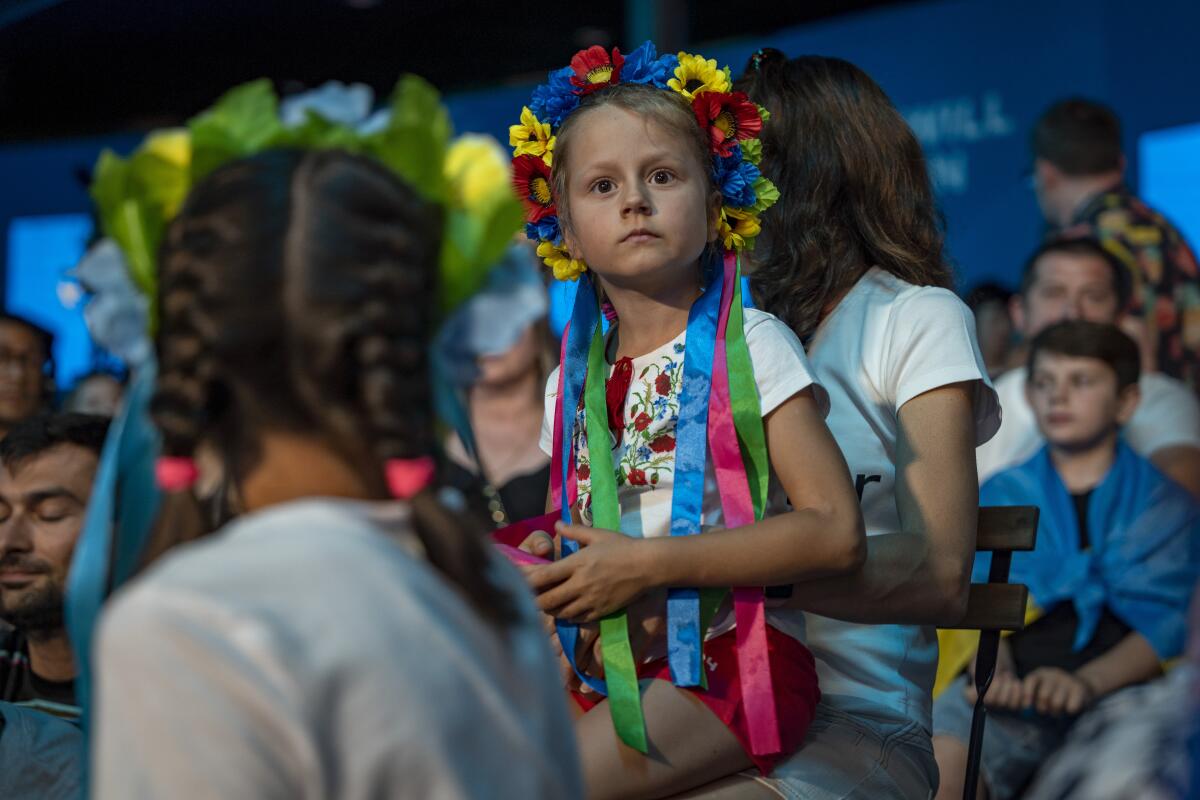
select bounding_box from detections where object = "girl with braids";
[733,51,1001,798]
[90,150,582,799]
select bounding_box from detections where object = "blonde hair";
[550,82,713,233]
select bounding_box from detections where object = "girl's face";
[561,106,719,290]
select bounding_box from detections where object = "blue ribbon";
[666,253,724,687]
[555,272,609,696]
[65,363,163,794]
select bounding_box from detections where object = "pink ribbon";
[707,254,781,757]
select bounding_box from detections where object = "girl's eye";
[651,170,674,185]
[593,179,614,194]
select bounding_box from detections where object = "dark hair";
[152,149,516,627]
[0,412,110,473]
[0,312,56,398]
[1020,237,1130,309]
[1027,320,1140,391]
[551,81,713,233]
[736,50,952,340]
[1032,98,1122,176]
[965,282,1014,313]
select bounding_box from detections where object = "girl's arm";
[782,382,979,626]
[524,387,866,622]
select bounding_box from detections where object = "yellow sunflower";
[717,207,761,250]
[536,241,587,281]
[509,106,555,166]
[668,53,732,100]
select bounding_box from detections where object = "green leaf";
[438,193,524,313]
[366,74,451,203]
[270,110,365,152]
[750,176,779,214]
[741,138,763,165]
[188,79,283,181]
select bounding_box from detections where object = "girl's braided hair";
[150,148,516,627]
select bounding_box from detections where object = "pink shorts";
[572,625,820,775]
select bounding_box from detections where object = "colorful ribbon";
[546,253,783,757]
[708,252,780,756]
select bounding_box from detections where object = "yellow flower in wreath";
[668,53,731,100]
[536,241,587,281]
[509,106,555,166]
[717,207,761,250]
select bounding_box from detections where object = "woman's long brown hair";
[737,51,953,340]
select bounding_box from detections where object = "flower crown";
[509,42,779,282]
[90,77,524,329]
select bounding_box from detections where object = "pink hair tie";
[600,301,619,323]
[385,456,436,500]
[155,456,199,492]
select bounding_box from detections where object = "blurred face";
[974,300,1014,368]
[475,324,541,387]
[1018,252,1121,338]
[0,444,97,637]
[1025,352,1138,451]
[68,375,123,417]
[0,322,48,427]
[562,106,719,291]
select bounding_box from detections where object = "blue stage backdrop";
[2,0,1198,360]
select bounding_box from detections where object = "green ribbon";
[582,313,648,753]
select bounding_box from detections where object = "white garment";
[92,499,582,800]
[539,307,826,647]
[800,268,1000,733]
[976,368,1200,483]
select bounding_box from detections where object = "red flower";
[627,469,648,486]
[634,412,652,431]
[649,434,675,453]
[692,91,763,157]
[655,372,671,396]
[570,46,625,94]
[577,463,590,481]
[511,154,555,222]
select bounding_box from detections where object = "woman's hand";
[1020,668,1094,716]
[522,522,656,623]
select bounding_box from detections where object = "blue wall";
[2,0,1198,356]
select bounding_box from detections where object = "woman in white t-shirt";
[735,51,1001,798]
[91,150,582,799]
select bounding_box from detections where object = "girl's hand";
[522,522,654,623]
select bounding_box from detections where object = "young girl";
[735,51,1001,798]
[511,44,866,799]
[90,149,582,798]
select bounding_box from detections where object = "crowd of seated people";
[0,49,1196,800]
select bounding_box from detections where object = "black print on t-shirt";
[855,473,882,501]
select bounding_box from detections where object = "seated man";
[933,321,1200,800]
[0,413,109,722]
[977,238,1200,497]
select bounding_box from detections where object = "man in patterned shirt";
[1031,98,1200,390]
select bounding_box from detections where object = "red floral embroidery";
[577,463,590,480]
[627,469,648,486]
[634,412,652,431]
[655,372,671,396]
[649,434,676,453]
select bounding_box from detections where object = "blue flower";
[525,215,562,244]
[672,342,685,354]
[622,42,679,89]
[636,446,652,462]
[713,146,760,208]
[529,67,580,128]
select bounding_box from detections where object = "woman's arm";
[781,382,980,626]
[524,387,866,622]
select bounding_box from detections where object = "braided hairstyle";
[150,148,516,627]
